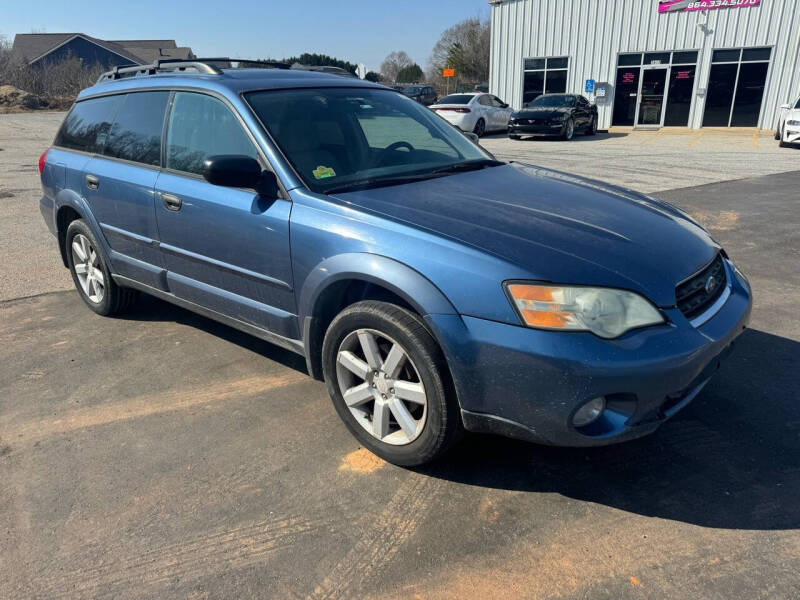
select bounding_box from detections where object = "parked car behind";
[775,95,800,147]
[39,60,751,466]
[401,85,437,106]
[431,93,513,137]
[508,94,598,140]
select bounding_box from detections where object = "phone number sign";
[658,0,760,13]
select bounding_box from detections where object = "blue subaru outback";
[39,59,752,466]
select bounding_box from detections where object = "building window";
[703,47,772,127]
[523,57,568,105]
[612,51,698,127]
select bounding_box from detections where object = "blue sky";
[2,0,489,72]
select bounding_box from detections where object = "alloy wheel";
[336,328,427,445]
[71,233,105,303]
[565,119,574,140]
[474,119,486,137]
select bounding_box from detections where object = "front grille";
[676,254,727,320]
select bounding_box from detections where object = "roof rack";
[96,57,291,83]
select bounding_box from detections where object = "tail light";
[38,149,49,175]
[453,108,471,113]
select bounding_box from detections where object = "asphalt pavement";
[1,112,799,598]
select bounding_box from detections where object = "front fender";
[298,252,457,323]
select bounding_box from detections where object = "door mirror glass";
[202,154,278,196]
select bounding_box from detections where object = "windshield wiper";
[324,172,445,195]
[324,160,505,195]
[430,159,504,174]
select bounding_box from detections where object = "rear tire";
[774,128,781,141]
[473,118,486,138]
[322,301,462,466]
[65,219,138,316]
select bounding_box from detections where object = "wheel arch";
[298,253,458,380]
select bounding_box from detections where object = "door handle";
[85,174,99,190]
[162,193,182,211]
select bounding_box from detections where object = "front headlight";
[505,283,664,339]
[787,119,800,126]
[550,114,566,122]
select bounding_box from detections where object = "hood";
[331,163,718,307]
[512,106,572,119]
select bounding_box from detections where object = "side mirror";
[202,155,279,196]
[464,132,480,144]
[501,103,509,108]
[780,103,791,110]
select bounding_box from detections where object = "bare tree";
[429,17,490,85]
[380,50,414,83]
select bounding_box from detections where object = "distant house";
[11,33,195,69]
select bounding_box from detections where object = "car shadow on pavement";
[423,328,800,531]
[117,292,310,374]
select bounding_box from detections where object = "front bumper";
[508,120,564,135]
[783,126,800,144]
[426,260,752,447]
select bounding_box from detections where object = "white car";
[776,96,800,147]
[430,93,513,137]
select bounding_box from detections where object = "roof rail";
[95,57,291,83]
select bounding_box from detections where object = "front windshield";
[436,94,473,105]
[526,95,576,108]
[403,86,422,95]
[245,88,492,193]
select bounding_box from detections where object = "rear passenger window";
[103,91,169,166]
[165,92,258,175]
[54,95,122,153]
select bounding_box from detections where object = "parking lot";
[2,113,799,598]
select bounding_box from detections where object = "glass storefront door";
[664,66,695,126]
[637,68,668,125]
[613,67,639,126]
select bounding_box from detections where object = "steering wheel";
[374,141,416,166]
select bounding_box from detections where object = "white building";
[488,0,800,130]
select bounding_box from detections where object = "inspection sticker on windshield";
[313,166,336,179]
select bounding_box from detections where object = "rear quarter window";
[54,95,123,153]
[103,91,170,166]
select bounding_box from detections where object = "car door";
[490,95,512,129]
[154,91,296,339]
[476,95,494,129]
[82,91,170,289]
[575,96,591,127]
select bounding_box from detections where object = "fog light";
[573,397,606,427]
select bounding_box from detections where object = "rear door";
[154,91,296,338]
[82,91,170,289]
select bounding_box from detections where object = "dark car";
[402,85,438,106]
[509,94,598,140]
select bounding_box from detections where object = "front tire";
[586,116,598,136]
[65,219,137,316]
[322,301,462,466]
[509,134,521,140]
[561,118,575,141]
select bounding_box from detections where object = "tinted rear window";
[54,95,122,153]
[103,91,169,166]
[436,95,473,105]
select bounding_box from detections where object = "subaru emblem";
[704,276,716,294]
